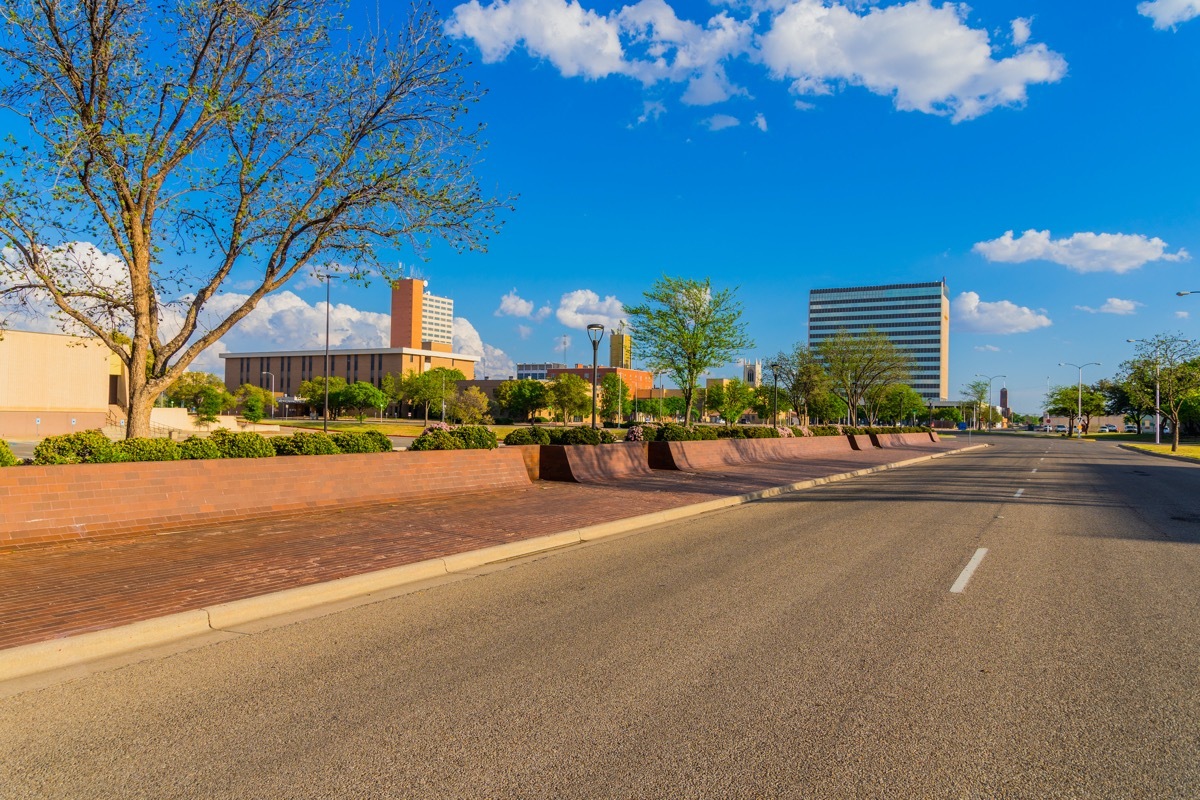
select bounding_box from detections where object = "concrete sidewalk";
[0,440,975,679]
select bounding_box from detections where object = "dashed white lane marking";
[1031,468,1038,473]
[1014,488,1025,497]
[951,548,989,594]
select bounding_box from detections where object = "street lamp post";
[1128,338,1163,445]
[587,324,604,429]
[261,372,275,417]
[318,274,336,434]
[1058,361,1100,439]
[769,363,780,427]
[975,373,1006,430]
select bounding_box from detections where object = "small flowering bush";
[421,422,453,435]
[624,425,645,442]
[776,426,795,438]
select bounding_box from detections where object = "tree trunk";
[125,380,159,439]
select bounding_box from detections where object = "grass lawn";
[1122,442,1200,460]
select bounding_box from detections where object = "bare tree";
[817,328,911,426]
[0,0,508,436]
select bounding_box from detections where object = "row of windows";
[809,322,943,332]
[810,282,945,296]
[807,336,944,346]
[809,314,944,325]
[809,301,943,314]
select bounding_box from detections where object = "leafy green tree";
[663,395,687,421]
[242,394,265,424]
[818,329,911,425]
[547,373,591,425]
[298,376,348,419]
[195,384,236,427]
[599,373,632,422]
[399,368,465,424]
[637,397,664,422]
[933,406,963,424]
[494,379,548,422]
[871,384,927,426]
[1045,384,1099,435]
[961,379,990,428]
[450,386,491,425]
[337,381,389,423]
[1120,333,1200,451]
[769,345,830,426]
[0,2,507,438]
[705,379,756,425]
[807,391,847,424]
[165,372,227,409]
[750,384,791,425]
[1097,377,1148,432]
[624,276,753,426]
[235,383,278,418]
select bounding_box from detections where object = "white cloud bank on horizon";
[952,291,1051,334]
[1075,297,1142,315]
[447,0,1066,123]
[555,289,627,331]
[453,317,517,379]
[973,229,1190,273]
[1138,0,1200,29]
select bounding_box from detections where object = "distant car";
[1054,424,1068,432]
[1041,424,1053,432]
[1099,424,1117,433]
[1124,424,1139,433]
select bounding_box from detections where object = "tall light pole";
[975,373,1006,430]
[318,274,336,434]
[1058,361,1100,439]
[770,362,780,427]
[587,324,604,429]
[261,371,275,418]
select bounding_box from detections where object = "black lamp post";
[587,324,604,429]
[769,362,780,427]
[318,273,336,433]
[927,401,933,428]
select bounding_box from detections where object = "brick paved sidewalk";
[0,444,955,652]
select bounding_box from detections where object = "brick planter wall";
[648,436,854,471]
[847,434,877,451]
[538,442,652,483]
[0,449,532,549]
[871,432,938,448]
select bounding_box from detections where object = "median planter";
[871,432,938,449]
[847,434,877,451]
[538,442,652,482]
[648,436,855,471]
[0,449,533,549]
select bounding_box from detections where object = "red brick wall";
[650,436,855,471]
[539,442,652,482]
[0,449,531,549]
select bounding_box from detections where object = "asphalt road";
[2,437,1198,798]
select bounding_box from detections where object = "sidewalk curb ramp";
[0,444,988,682]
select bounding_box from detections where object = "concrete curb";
[0,443,988,682]
[1115,443,1200,465]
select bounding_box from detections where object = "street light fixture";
[769,363,780,427]
[974,373,1006,430]
[587,324,604,429]
[317,274,337,433]
[1177,291,1199,296]
[1058,361,1100,439]
[261,371,275,418]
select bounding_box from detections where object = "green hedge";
[0,439,18,467]
[33,430,122,465]
[450,425,498,450]
[180,436,221,460]
[114,437,181,462]
[209,429,275,459]
[408,429,463,451]
[504,427,551,446]
[272,431,340,456]
[715,425,781,439]
[331,430,392,453]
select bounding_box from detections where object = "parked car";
[1099,424,1117,433]
[1124,424,1139,433]
[1054,424,1068,432]
[1041,424,1053,432]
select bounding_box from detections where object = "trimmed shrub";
[742,426,779,439]
[409,429,463,451]
[33,430,122,465]
[504,427,551,446]
[598,428,617,444]
[451,425,498,450]
[209,429,275,459]
[114,437,181,462]
[808,425,841,437]
[331,430,392,453]
[179,436,221,460]
[0,439,18,467]
[659,423,697,441]
[421,422,453,435]
[559,427,602,446]
[715,426,745,439]
[272,431,340,456]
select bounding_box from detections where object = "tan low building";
[0,329,128,438]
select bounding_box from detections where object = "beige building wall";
[222,348,477,396]
[0,330,115,438]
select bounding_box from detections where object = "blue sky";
[8,0,1200,415]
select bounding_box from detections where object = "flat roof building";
[807,280,949,401]
[516,362,566,381]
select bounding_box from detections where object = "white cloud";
[496,288,535,317]
[1138,0,1200,29]
[633,100,667,125]
[1176,310,1190,319]
[704,113,741,130]
[758,1,1066,122]
[952,291,1051,334]
[517,324,533,339]
[1011,17,1032,47]
[752,112,768,131]
[974,344,1001,352]
[534,305,552,322]
[453,317,517,379]
[1075,298,1142,315]
[973,229,1190,274]
[449,0,1065,122]
[555,289,626,330]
